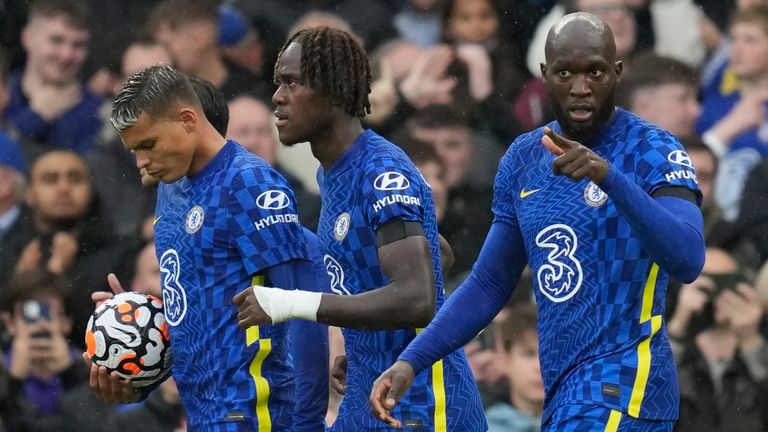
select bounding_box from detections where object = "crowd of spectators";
[0,0,766,430]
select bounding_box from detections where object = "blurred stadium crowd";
[0,0,766,430]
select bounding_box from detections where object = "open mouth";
[568,105,593,122]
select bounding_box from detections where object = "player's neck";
[188,126,227,176]
[309,118,365,170]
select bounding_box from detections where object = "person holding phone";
[0,270,103,432]
[668,248,768,432]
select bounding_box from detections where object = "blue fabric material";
[400,109,704,424]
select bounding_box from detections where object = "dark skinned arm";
[234,232,437,330]
[316,234,435,329]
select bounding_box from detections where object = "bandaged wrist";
[251,286,322,323]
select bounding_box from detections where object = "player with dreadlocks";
[233,27,487,431]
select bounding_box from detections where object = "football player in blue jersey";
[371,12,706,432]
[233,27,487,431]
[84,65,328,432]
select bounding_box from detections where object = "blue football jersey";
[493,109,700,422]
[318,130,486,431]
[153,141,311,431]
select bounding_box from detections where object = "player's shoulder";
[618,109,683,153]
[226,141,290,189]
[359,131,420,176]
[499,122,553,169]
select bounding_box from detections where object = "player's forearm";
[288,320,329,431]
[400,221,526,373]
[316,281,436,329]
[598,165,705,283]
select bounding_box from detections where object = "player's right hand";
[369,360,416,428]
[82,352,141,404]
[91,273,125,308]
[331,355,348,395]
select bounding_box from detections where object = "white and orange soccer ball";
[85,292,172,387]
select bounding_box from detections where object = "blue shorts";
[542,405,674,432]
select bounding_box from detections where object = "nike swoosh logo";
[519,188,541,199]
[153,215,162,225]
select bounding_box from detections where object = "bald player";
[371,12,705,432]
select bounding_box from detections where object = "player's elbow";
[668,241,706,284]
[399,285,436,327]
[402,300,435,327]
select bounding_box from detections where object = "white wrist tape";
[251,285,322,324]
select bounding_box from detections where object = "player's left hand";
[542,126,610,183]
[369,360,416,428]
[82,352,141,404]
[233,285,272,328]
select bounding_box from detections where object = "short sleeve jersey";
[318,130,486,431]
[493,109,700,422]
[153,141,310,431]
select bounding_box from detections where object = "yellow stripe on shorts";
[416,328,447,431]
[628,264,661,417]
[604,409,622,432]
[247,275,271,431]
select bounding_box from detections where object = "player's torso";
[319,132,485,431]
[507,114,686,421]
[153,154,292,430]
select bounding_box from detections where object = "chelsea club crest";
[583,182,608,207]
[186,205,205,233]
[334,212,350,241]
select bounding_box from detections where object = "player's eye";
[558,70,571,78]
[590,69,604,78]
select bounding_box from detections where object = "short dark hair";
[275,26,371,118]
[0,270,72,317]
[188,76,229,136]
[28,0,91,30]
[409,104,470,130]
[618,53,697,109]
[499,303,538,352]
[147,0,218,33]
[111,65,201,131]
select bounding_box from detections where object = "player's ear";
[178,107,198,133]
[540,63,547,77]
[614,61,623,79]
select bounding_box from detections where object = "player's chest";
[514,158,618,238]
[154,192,230,254]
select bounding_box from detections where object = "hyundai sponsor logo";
[665,169,698,184]
[372,195,421,212]
[256,190,290,210]
[374,172,410,191]
[667,150,693,168]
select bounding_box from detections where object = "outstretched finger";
[544,127,580,155]
[107,273,125,295]
[542,129,564,156]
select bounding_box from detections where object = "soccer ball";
[85,292,172,387]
